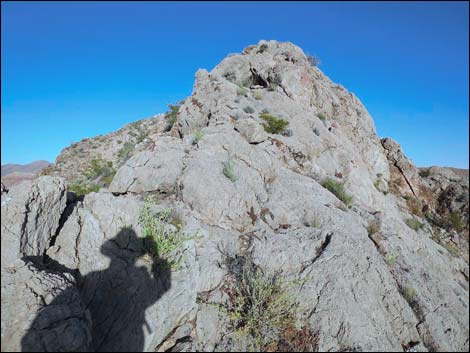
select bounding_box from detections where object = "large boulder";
[109,137,186,195]
[1,176,67,268]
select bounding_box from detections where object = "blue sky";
[2,1,469,168]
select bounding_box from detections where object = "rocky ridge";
[1,40,468,352]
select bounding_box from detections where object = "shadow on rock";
[21,226,172,352]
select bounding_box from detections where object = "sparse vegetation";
[237,86,247,96]
[39,165,54,176]
[223,160,237,182]
[402,286,417,302]
[253,90,263,100]
[307,54,321,67]
[316,112,327,121]
[259,113,289,134]
[367,221,380,235]
[68,182,100,197]
[83,158,116,186]
[406,197,423,217]
[385,254,396,266]
[405,217,424,231]
[443,241,460,257]
[449,211,465,232]
[244,106,255,114]
[223,255,297,350]
[257,43,268,53]
[322,178,353,206]
[118,142,135,164]
[419,168,431,178]
[138,198,188,270]
[194,130,203,144]
[164,100,184,129]
[267,82,278,91]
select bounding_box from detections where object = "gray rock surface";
[1,176,67,268]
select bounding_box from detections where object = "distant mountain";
[1,160,51,188]
[1,160,51,177]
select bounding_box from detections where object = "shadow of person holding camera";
[22,226,171,352]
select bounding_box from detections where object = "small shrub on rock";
[321,178,353,206]
[138,198,189,270]
[418,168,431,178]
[244,106,255,114]
[307,54,321,67]
[223,160,237,182]
[405,217,424,231]
[259,113,289,134]
[164,100,184,129]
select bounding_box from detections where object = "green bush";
[225,260,296,349]
[402,286,416,302]
[418,168,431,178]
[322,178,353,205]
[164,100,184,129]
[367,221,380,235]
[253,90,263,100]
[223,160,237,182]
[138,198,188,270]
[316,112,327,121]
[307,55,321,67]
[83,159,115,180]
[68,182,100,197]
[194,130,203,144]
[385,254,396,266]
[449,211,465,232]
[405,217,424,231]
[118,142,135,163]
[237,86,247,96]
[259,113,289,134]
[244,106,255,114]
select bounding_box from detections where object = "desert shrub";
[223,160,237,182]
[244,106,255,114]
[367,221,380,235]
[84,159,115,181]
[118,142,135,163]
[418,168,431,178]
[322,178,353,206]
[257,43,269,53]
[223,256,297,350]
[316,112,327,121]
[237,86,247,96]
[223,71,236,82]
[267,82,278,91]
[39,165,54,176]
[164,100,184,129]
[253,90,263,100]
[402,286,416,302]
[405,217,424,231]
[138,198,188,270]
[385,254,396,266]
[443,241,460,257]
[259,113,289,134]
[116,140,123,144]
[307,54,321,67]
[449,211,465,232]
[406,197,422,217]
[68,182,100,196]
[194,130,203,144]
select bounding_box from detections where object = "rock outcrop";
[1,40,468,352]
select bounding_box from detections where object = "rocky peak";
[1,41,468,352]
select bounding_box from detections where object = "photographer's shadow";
[21,227,172,352]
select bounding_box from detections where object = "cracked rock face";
[1,40,468,352]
